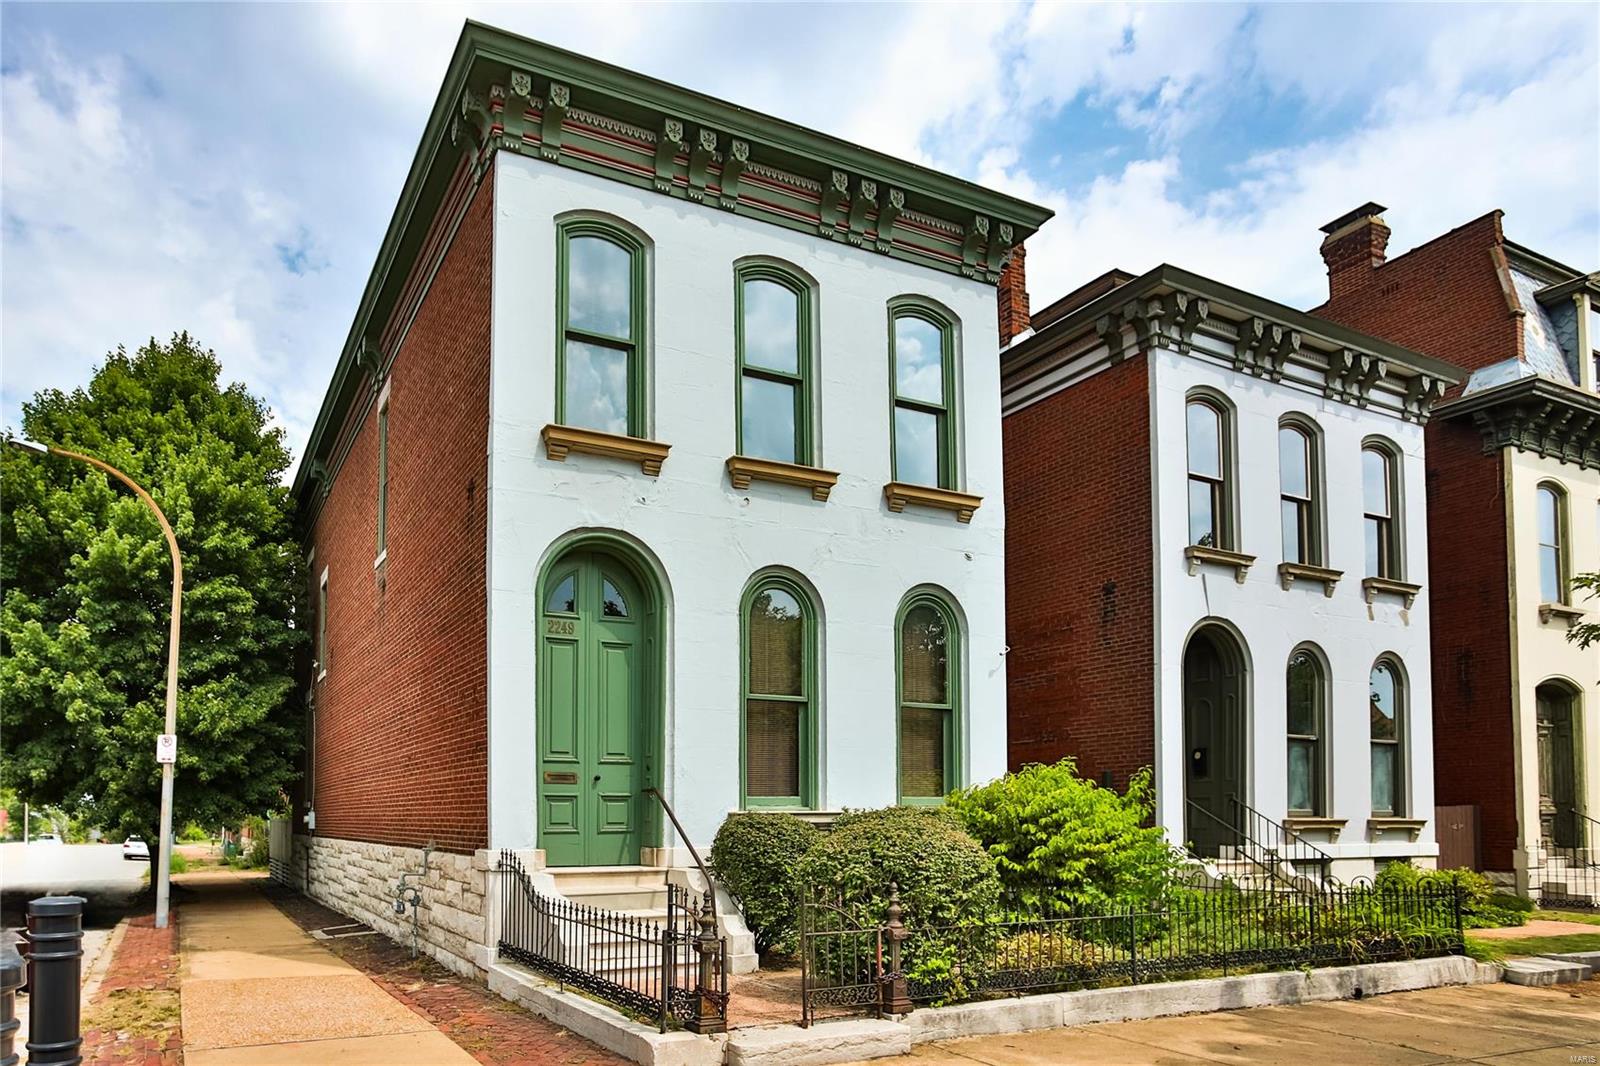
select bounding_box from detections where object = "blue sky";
[3,2,1596,465]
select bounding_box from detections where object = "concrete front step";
[1502,956,1592,986]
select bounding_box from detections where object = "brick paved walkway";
[266,883,629,1065]
[82,911,183,1065]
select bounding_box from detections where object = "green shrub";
[795,806,1001,997]
[1373,863,1521,930]
[179,823,210,843]
[709,812,821,954]
[947,761,1185,913]
[169,852,190,874]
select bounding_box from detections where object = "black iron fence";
[801,881,1463,1021]
[495,852,728,1033]
[1185,795,1338,892]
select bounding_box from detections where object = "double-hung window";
[1286,648,1325,816]
[890,305,955,488]
[742,577,816,807]
[1186,397,1233,549]
[736,266,812,465]
[1537,483,1568,604]
[898,592,961,803]
[1362,443,1401,578]
[558,221,646,436]
[1278,422,1320,565]
[316,567,329,681]
[1370,659,1404,815]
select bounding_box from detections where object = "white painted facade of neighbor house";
[1002,266,1462,883]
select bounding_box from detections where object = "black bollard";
[1,932,22,1066]
[24,897,84,1066]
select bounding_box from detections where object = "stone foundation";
[282,834,491,979]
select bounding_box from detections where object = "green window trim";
[739,572,819,809]
[1285,645,1326,818]
[1185,389,1236,551]
[734,262,815,466]
[888,298,959,490]
[375,396,390,557]
[1535,481,1569,605]
[1369,657,1405,817]
[555,217,649,437]
[1277,416,1323,568]
[895,589,962,805]
[1361,437,1404,581]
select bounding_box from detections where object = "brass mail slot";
[543,771,579,785]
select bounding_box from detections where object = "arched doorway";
[537,541,663,866]
[1536,682,1580,848]
[1183,625,1247,857]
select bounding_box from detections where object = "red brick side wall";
[1422,421,1516,869]
[997,243,1030,346]
[1313,211,1517,384]
[307,178,493,854]
[1003,354,1156,785]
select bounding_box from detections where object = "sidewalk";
[177,870,475,1064]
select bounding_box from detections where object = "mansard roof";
[1003,264,1464,421]
[293,20,1053,509]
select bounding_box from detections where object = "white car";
[32,833,63,845]
[122,837,150,861]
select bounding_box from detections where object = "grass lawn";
[1535,909,1600,927]
[1467,931,1600,962]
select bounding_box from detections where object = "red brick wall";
[997,243,1030,346]
[1423,421,1517,869]
[1003,355,1156,784]
[1313,211,1518,384]
[306,178,493,854]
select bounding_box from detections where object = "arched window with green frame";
[556,216,649,436]
[741,572,819,808]
[897,589,962,803]
[735,261,815,466]
[888,298,958,489]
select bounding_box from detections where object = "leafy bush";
[795,806,1001,997]
[244,834,270,868]
[1373,863,1524,930]
[947,761,1185,913]
[179,823,210,843]
[169,852,190,874]
[709,812,821,954]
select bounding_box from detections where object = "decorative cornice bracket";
[539,81,570,162]
[654,118,686,193]
[846,179,877,246]
[874,188,904,253]
[718,139,748,209]
[960,216,990,278]
[687,128,717,203]
[818,171,848,239]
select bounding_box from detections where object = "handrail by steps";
[643,786,717,922]
[1230,794,1336,872]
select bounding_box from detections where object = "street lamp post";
[7,437,182,928]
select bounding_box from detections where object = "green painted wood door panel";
[538,551,648,867]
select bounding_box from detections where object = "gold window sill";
[1278,562,1343,597]
[1283,816,1348,843]
[1538,602,1587,627]
[1184,545,1256,584]
[883,482,982,523]
[1361,576,1421,609]
[726,456,839,501]
[1366,816,1427,842]
[542,424,670,476]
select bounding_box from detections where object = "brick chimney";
[1319,202,1390,301]
[997,242,1030,346]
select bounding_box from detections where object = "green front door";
[538,551,648,867]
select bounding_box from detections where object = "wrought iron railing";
[643,787,718,924]
[495,851,729,1032]
[798,879,1463,1020]
[1532,808,1600,909]
[1184,796,1336,893]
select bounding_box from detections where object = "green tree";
[1567,572,1599,655]
[1,334,304,870]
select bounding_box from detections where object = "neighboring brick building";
[1003,262,1461,882]
[1313,204,1600,897]
[288,22,1050,980]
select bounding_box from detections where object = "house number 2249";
[545,618,576,636]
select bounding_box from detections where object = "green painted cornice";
[1435,377,1600,470]
[1003,264,1463,422]
[293,20,1051,516]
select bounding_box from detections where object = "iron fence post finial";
[685,894,727,1034]
[881,881,912,1015]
